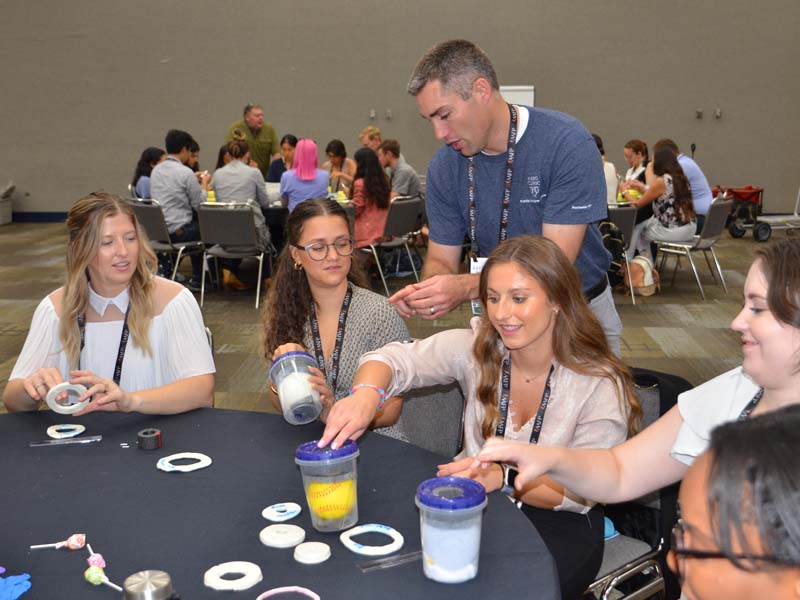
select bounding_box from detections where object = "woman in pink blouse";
[349,147,390,247]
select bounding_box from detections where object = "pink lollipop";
[30,532,86,550]
[85,543,106,568]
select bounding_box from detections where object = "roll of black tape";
[137,428,163,450]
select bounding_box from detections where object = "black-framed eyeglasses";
[670,518,794,582]
[293,238,354,261]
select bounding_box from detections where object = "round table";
[0,409,559,599]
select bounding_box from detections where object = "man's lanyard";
[309,283,353,396]
[737,387,764,421]
[468,103,519,260]
[495,358,555,444]
[78,305,131,385]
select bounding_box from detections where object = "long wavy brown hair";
[60,192,158,368]
[261,198,368,360]
[472,236,641,438]
[653,147,696,223]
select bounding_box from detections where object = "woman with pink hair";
[279,139,329,212]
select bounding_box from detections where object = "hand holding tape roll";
[46,383,91,415]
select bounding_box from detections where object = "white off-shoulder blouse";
[9,284,215,392]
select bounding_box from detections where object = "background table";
[1,409,559,599]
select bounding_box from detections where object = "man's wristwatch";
[500,463,518,496]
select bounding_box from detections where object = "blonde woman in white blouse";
[475,239,800,512]
[3,192,215,414]
[319,235,641,599]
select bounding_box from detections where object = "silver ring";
[430,306,436,315]
[36,383,45,389]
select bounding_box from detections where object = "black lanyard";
[468,103,519,260]
[495,358,555,444]
[309,283,353,396]
[78,304,131,385]
[737,387,764,421]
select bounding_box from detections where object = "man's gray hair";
[407,39,499,100]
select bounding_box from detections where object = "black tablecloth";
[0,409,559,599]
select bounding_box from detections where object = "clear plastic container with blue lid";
[295,440,360,532]
[415,476,488,583]
[269,351,322,425]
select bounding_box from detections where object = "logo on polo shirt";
[521,175,543,204]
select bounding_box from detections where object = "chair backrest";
[341,202,356,227]
[392,382,465,457]
[127,198,171,244]
[383,197,422,238]
[607,205,638,249]
[198,202,258,247]
[697,197,733,246]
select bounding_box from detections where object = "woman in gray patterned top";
[262,198,409,432]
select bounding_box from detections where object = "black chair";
[127,198,203,280]
[655,197,733,300]
[587,368,692,600]
[197,202,269,309]
[362,196,423,296]
[607,204,639,304]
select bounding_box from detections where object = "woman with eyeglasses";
[472,238,800,512]
[261,198,409,432]
[669,405,800,599]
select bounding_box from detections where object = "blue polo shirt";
[425,106,610,292]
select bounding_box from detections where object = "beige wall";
[1,0,798,214]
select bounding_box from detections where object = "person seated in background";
[279,139,329,212]
[262,198,408,436]
[2,192,215,414]
[210,131,272,290]
[349,147,391,247]
[226,103,280,179]
[322,139,356,194]
[591,134,618,205]
[668,406,800,600]
[358,125,382,152]
[319,236,641,599]
[629,139,713,232]
[474,239,800,556]
[618,139,654,228]
[131,147,165,199]
[267,134,298,183]
[626,147,696,261]
[377,139,422,199]
[215,145,232,170]
[187,138,203,179]
[149,129,210,290]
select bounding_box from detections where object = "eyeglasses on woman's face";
[293,237,354,261]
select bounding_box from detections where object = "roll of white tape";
[339,523,404,556]
[294,541,331,565]
[259,524,305,548]
[45,383,89,415]
[203,561,262,591]
[262,502,302,522]
[156,452,212,473]
[46,424,86,439]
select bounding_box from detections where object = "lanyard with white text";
[77,305,131,385]
[737,387,764,421]
[495,358,555,444]
[309,283,353,396]
[468,103,518,260]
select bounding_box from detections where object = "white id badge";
[470,257,488,316]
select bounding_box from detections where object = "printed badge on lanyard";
[468,104,518,315]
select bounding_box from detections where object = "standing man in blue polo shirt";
[389,39,621,355]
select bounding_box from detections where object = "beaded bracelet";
[350,384,387,411]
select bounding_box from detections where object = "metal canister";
[123,570,174,600]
